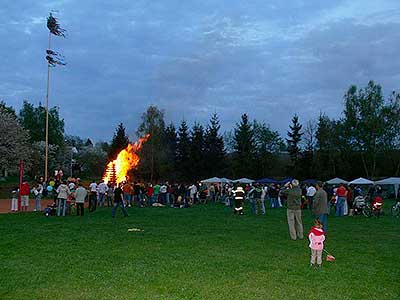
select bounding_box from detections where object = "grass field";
[0,203,399,300]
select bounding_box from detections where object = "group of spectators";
[229,180,328,240]
[10,170,384,225]
[11,175,89,217]
[9,173,387,270]
[323,183,384,217]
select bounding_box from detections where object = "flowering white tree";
[0,107,31,176]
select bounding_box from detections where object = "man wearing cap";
[312,181,328,232]
[306,184,317,210]
[281,179,303,240]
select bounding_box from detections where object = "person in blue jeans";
[56,180,70,217]
[336,196,346,217]
[335,184,347,217]
[112,184,129,218]
[269,184,279,208]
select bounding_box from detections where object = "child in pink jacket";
[308,219,325,267]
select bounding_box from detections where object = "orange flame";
[102,134,150,184]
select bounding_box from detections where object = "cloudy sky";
[1,0,400,141]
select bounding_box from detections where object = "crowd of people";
[10,169,385,217]
[9,169,388,268]
[11,172,384,221]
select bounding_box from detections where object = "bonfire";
[102,134,149,184]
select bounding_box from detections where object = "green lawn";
[0,203,399,300]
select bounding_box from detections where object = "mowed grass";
[0,203,399,300]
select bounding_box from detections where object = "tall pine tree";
[176,120,191,181]
[286,114,303,176]
[164,123,178,181]
[233,114,256,178]
[204,113,226,177]
[190,123,205,181]
[108,122,129,160]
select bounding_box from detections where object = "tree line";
[0,80,399,181]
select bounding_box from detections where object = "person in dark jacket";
[312,182,329,232]
[248,184,263,214]
[281,179,303,240]
[112,184,129,218]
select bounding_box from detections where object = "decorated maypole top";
[46,12,66,66]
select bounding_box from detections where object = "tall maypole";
[44,12,66,182]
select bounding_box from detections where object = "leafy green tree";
[19,101,65,147]
[0,101,16,117]
[136,106,166,181]
[30,142,60,178]
[233,114,256,178]
[108,122,129,160]
[381,91,400,175]
[96,141,110,155]
[298,120,317,179]
[75,144,108,178]
[64,135,85,149]
[253,120,285,177]
[315,114,338,179]
[342,81,400,177]
[204,113,226,177]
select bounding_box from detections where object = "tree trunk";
[361,153,370,178]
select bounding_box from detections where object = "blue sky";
[1,0,400,141]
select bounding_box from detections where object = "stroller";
[353,196,368,215]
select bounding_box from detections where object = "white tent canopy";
[201,177,221,183]
[348,177,374,185]
[326,177,348,185]
[374,177,400,198]
[233,178,254,184]
[220,178,233,183]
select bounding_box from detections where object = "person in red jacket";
[308,219,326,267]
[20,181,30,212]
[146,184,154,206]
[335,184,347,217]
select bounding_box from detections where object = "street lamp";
[65,139,78,178]
[70,146,78,177]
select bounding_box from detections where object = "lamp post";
[70,146,78,177]
[64,139,78,178]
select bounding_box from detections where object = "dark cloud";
[1,0,400,141]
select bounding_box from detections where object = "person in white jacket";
[56,180,70,217]
[189,184,197,204]
[308,219,326,267]
[32,183,43,211]
[74,182,88,216]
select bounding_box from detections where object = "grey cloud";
[1,0,400,141]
